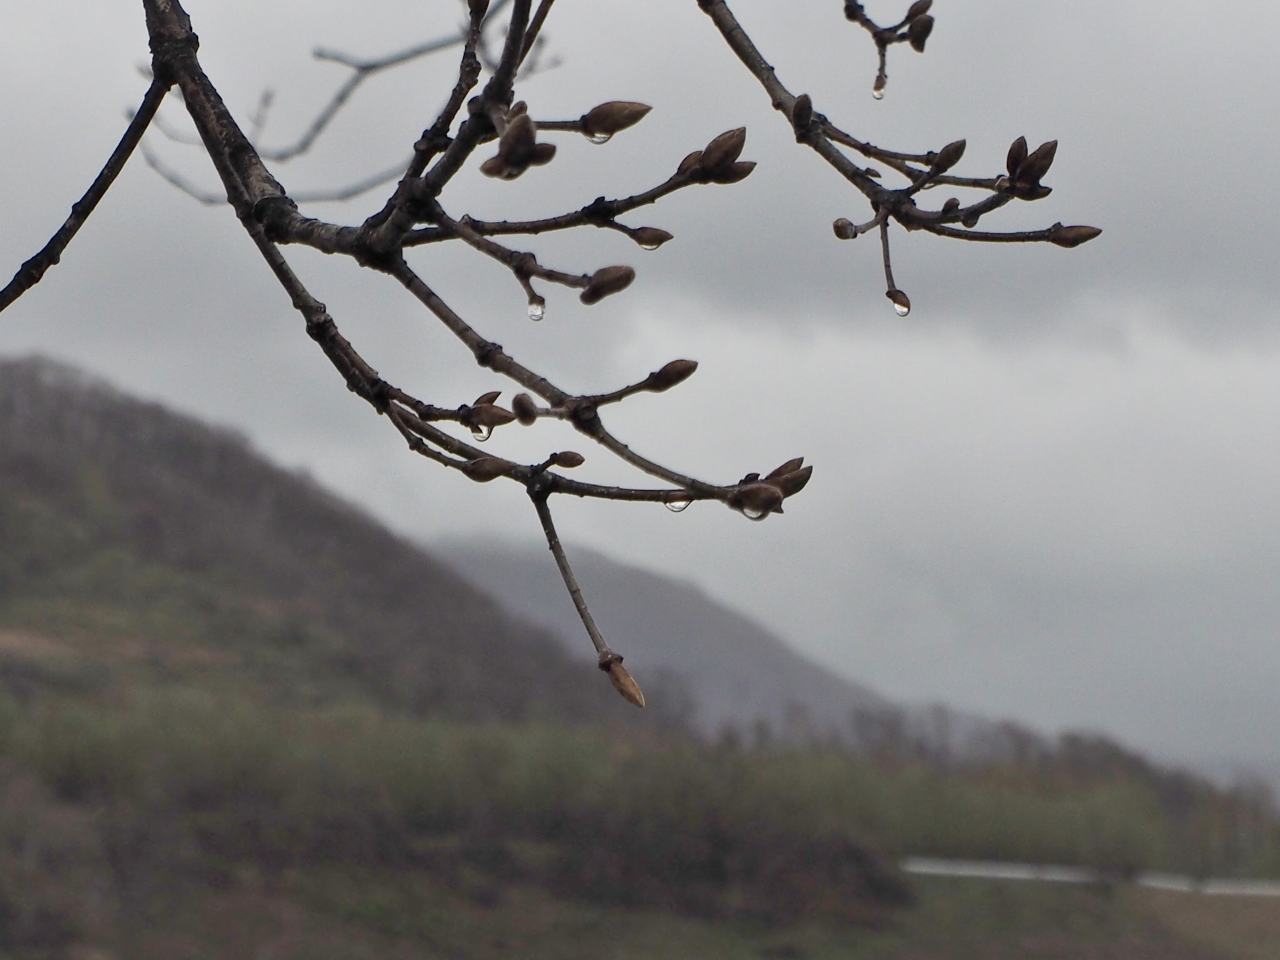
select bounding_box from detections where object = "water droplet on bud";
[639,239,661,251]
[740,504,770,521]
[527,299,545,322]
[893,301,911,317]
[470,424,493,442]
[664,498,692,513]
[872,87,886,101]
[586,131,612,145]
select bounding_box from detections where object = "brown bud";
[1049,224,1102,248]
[582,101,652,137]
[1006,135,1028,178]
[790,93,813,134]
[833,218,858,240]
[700,127,747,173]
[906,0,933,20]
[474,390,502,407]
[769,466,813,499]
[508,101,527,117]
[551,450,586,468]
[709,160,756,184]
[480,155,515,179]
[931,138,966,175]
[631,227,674,250]
[676,150,703,175]
[886,288,912,317]
[512,392,538,425]
[731,482,785,521]
[462,457,514,482]
[961,211,980,228]
[907,14,934,52]
[942,197,961,215]
[528,141,557,167]
[1018,139,1058,185]
[471,403,517,428]
[579,265,636,305]
[499,113,537,164]
[766,457,805,480]
[1014,183,1053,201]
[646,359,698,392]
[602,656,646,708]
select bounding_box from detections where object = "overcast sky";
[4,2,1279,782]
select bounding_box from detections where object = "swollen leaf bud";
[886,288,912,317]
[579,265,636,305]
[906,0,933,20]
[474,390,501,407]
[551,450,586,468]
[942,197,961,215]
[731,482,785,521]
[931,139,966,175]
[462,457,514,482]
[766,457,805,480]
[769,466,813,499]
[512,393,539,425]
[833,218,858,240]
[709,160,756,184]
[790,93,813,134]
[646,359,698,392]
[1018,139,1058,185]
[676,150,703,175]
[1006,135,1028,178]
[907,14,934,52]
[602,656,646,708]
[700,127,747,173]
[582,101,652,137]
[1049,224,1103,248]
[631,227,674,250]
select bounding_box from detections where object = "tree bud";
[700,127,747,173]
[1018,139,1058,184]
[602,657,646,708]
[471,403,516,428]
[766,457,805,480]
[474,390,501,406]
[646,359,698,392]
[579,265,636,305]
[1049,224,1102,248]
[462,457,514,482]
[631,227,674,250]
[931,139,966,175]
[676,150,703,175]
[512,392,538,425]
[731,482,785,521]
[1006,135,1028,178]
[833,218,858,240]
[709,160,756,184]
[942,197,960,215]
[907,14,934,52]
[886,288,912,317]
[769,466,813,498]
[551,450,586,468]
[582,101,652,137]
[790,94,813,134]
[906,0,933,20]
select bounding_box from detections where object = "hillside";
[0,354,631,723]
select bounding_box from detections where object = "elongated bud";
[676,150,703,175]
[474,390,501,406]
[471,403,516,428]
[766,457,805,480]
[600,654,645,708]
[631,227,673,250]
[1018,139,1058,184]
[906,0,933,20]
[700,127,747,173]
[582,101,651,137]
[1049,224,1102,248]
[709,160,755,184]
[769,466,813,499]
[512,392,538,425]
[1006,135,1028,178]
[646,359,698,392]
[833,217,858,240]
[907,14,934,52]
[931,139,966,175]
[462,457,514,482]
[580,265,636,305]
[551,450,585,468]
[790,93,813,135]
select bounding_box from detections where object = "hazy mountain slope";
[0,355,619,721]
[447,538,891,735]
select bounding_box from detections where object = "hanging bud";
[581,101,652,138]
[907,14,934,52]
[709,160,756,184]
[631,227,674,250]
[699,127,747,173]
[550,450,586,468]
[1017,139,1058,185]
[645,359,698,392]
[906,0,933,20]
[886,288,912,317]
[676,150,703,176]
[1006,135,1028,178]
[1048,224,1103,248]
[579,265,636,305]
[931,139,966,175]
[512,392,538,425]
[833,218,858,240]
[600,655,646,708]
[462,457,514,482]
[790,94,813,135]
[731,482,785,521]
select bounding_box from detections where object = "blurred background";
[3,2,1279,956]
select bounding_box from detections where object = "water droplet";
[871,87,885,101]
[470,424,493,442]
[664,498,692,513]
[740,504,770,521]
[527,299,545,322]
[639,240,661,252]
[586,131,612,145]
[893,301,911,318]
